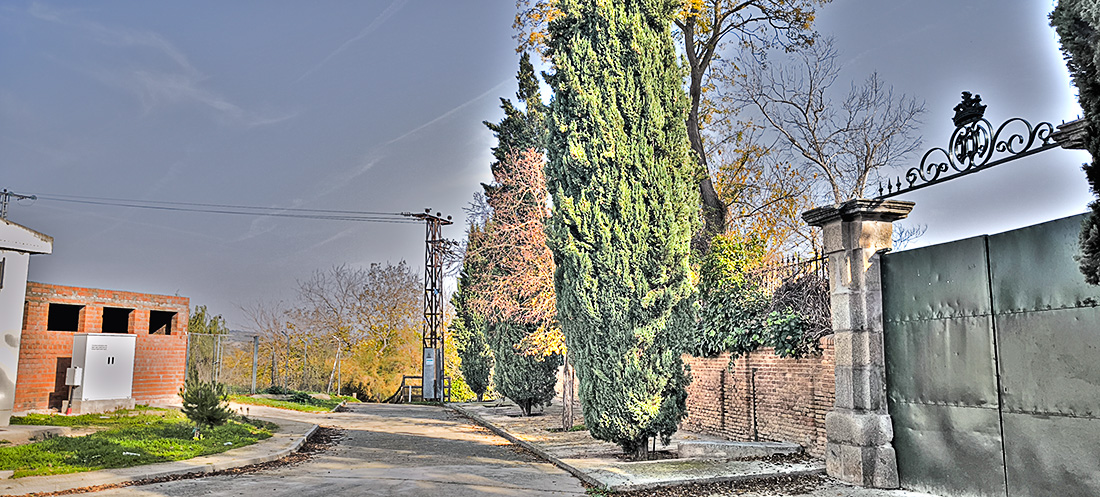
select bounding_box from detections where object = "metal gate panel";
[890,402,1006,497]
[987,214,1100,497]
[996,309,1100,418]
[883,236,995,322]
[883,235,1004,496]
[988,213,1097,314]
[1001,413,1100,496]
[884,317,998,407]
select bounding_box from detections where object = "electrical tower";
[402,208,452,401]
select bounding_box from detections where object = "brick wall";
[682,337,834,458]
[15,282,189,414]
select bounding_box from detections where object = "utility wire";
[22,192,421,224]
[35,193,405,216]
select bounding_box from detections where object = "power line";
[17,191,421,224]
[35,193,405,217]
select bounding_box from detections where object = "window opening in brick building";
[102,307,133,333]
[47,303,82,331]
[149,310,176,335]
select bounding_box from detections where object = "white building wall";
[0,220,52,425]
[0,250,31,424]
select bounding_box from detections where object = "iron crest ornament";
[877,91,1068,199]
[952,91,986,127]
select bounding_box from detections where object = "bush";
[289,391,317,405]
[262,385,293,395]
[179,378,232,433]
[695,234,829,362]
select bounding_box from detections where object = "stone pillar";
[802,199,914,489]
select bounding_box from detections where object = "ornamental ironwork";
[877,92,1065,199]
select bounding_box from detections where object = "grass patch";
[230,393,355,412]
[0,409,273,478]
[11,407,172,428]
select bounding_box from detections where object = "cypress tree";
[485,52,546,167]
[544,0,699,456]
[476,54,562,415]
[451,257,494,402]
[489,321,561,415]
[1052,0,1100,284]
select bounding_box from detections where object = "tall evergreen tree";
[473,54,562,415]
[451,254,494,402]
[485,52,546,168]
[544,0,699,457]
[1052,1,1100,284]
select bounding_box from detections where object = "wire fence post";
[251,335,259,394]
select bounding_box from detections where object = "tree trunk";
[686,66,726,250]
[633,437,650,461]
[562,352,575,431]
[270,346,276,388]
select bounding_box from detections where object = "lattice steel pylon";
[402,208,452,401]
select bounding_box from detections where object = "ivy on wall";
[693,234,831,362]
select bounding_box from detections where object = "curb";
[446,403,608,490]
[447,403,826,493]
[0,420,318,497]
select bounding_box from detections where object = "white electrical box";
[71,334,135,402]
[64,366,83,386]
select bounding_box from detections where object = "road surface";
[84,403,587,497]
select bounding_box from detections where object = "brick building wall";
[16,282,189,414]
[682,337,834,458]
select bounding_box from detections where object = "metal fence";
[186,332,260,394]
[746,252,828,294]
[747,253,832,339]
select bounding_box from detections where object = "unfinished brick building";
[16,282,189,414]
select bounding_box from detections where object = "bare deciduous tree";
[741,39,926,204]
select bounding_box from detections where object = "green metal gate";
[882,213,1100,497]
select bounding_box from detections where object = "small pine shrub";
[262,385,292,395]
[289,391,317,405]
[180,378,232,433]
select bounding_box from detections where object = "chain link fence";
[187,332,352,395]
[186,333,260,394]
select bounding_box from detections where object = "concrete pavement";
[449,401,941,497]
[0,402,943,497]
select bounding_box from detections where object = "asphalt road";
[82,403,587,497]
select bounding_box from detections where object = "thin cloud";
[30,2,293,128]
[311,78,509,199]
[296,0,410,82]
[382,78,511,146]
[279,79,508,248]
[29,2,197,76]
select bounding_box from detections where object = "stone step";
[677,440,801,460]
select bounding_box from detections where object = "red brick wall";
[682,337,834,458]
[15,282,189,413]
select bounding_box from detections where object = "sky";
[1,1,1092,328]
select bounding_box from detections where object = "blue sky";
[1,1,1092,327]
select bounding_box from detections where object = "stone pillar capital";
[802,199,915,228]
